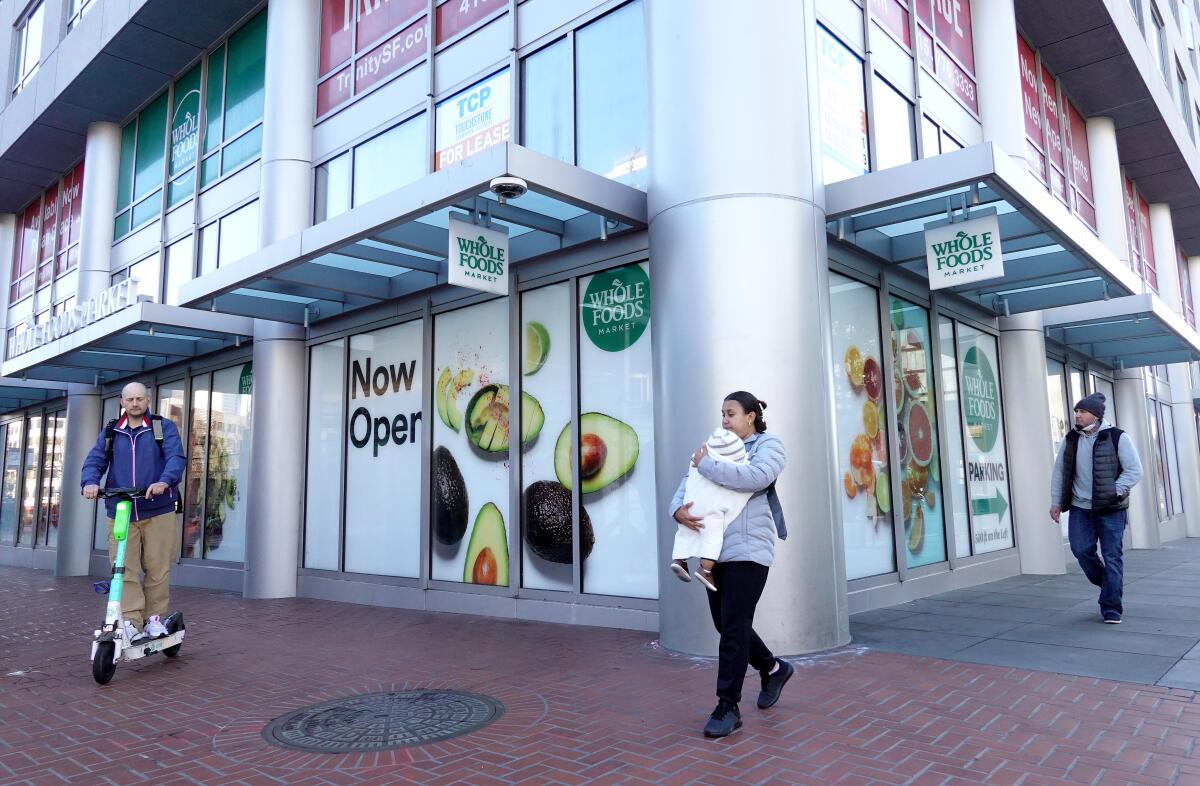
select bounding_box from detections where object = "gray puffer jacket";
[670,431,787,566]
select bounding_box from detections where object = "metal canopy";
[826,144,1145,315]
[179,144,647,323]
[0,302,256,385]
[0,378,69,414]
[1041,294,1200,369]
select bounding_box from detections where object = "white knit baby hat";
[706,428,747,463]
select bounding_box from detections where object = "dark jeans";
[1067,507,1127,614]
[705,561,776,705]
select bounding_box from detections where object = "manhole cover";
[261,690,504,752]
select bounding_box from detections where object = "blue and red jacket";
[81,413,186,521]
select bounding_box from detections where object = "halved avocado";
[553,413,639,493]
[436,368,453,428]
[463,502,508,584]
[435,368,474,432]
[432,446,469,546]
[465,384,543,453]
[522,480,594,563]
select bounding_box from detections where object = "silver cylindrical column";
[1115,369,1160,548]
[243,320,306,598]
[1086,117,1129,264]
[971,0,1026,166]
[1167,363,1200,537]
[646,0,848,656]
[55,386,102,576]
[77,122,122,302]
[258,0,318,246]
[1149,204,1181,309]
[998,312,1064,574]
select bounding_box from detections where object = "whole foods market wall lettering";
[924,214,1003,290]
[448,216,508,295]
[6,279,139,359]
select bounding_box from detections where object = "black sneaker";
[1102,610,1122,624]
[702,701,742,738]
[757,658,795,709]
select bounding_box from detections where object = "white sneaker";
[143,615,168,638]
[122,619,146,643]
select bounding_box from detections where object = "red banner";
[1138,192,1157,287]
[38,183,58,265]
[61,162,83,248]
[934,42,977,112]
[355,16,428,94]
[320,0,353,77]
[318,0,428,115]
[436,0,505,46]
[1017,37,1042,143]
[870,0,911,47]
[932,0,974,73]
[1124,177,1142,272]
[358,0,425,52]
[1065,101,1095,228]
[913,0,976,113]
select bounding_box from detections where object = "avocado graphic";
[463,502,508,585]
[522,480,594,564]
[552,413,639,493]
[435,368,474,431]
[432,446,469,546]
[465,384,544,453]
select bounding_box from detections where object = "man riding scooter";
[82,382,186,645]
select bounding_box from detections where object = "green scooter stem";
[105,500,132,628]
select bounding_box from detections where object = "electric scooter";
[90,487,185,685]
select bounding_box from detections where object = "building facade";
[0,0,1198,656]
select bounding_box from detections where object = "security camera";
[489,176,528,203]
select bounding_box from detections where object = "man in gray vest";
[1049,392,1142,623]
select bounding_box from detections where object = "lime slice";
[524,321,550,376]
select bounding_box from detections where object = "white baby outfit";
[671,429,753,562]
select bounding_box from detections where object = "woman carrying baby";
[670,390,794,738]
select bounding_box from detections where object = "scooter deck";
[117,631,184,662]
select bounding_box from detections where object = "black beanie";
[1074,392,1106,420]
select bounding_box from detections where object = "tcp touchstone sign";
[924,213,1003,290]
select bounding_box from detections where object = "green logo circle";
[582,264,650,352]
[961,346,999,453]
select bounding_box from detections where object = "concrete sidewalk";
[852,537,1200,689]
[3,563,1200,785]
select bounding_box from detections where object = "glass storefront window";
[1046,360,1069,458]
[521,39,572,165]
[575,2,647,189]
[1068,368,1085,410]
[37,413,64,546]
[94,397,119,550]
[937,318,971,559]
[0,422,21,546]
[956,326,1014,553]
[431,298,511,586]
[1160,403,1184,516]
[889,297,947,568]
[202,365,252,561]
[182,380,209,558]
[830,274,895,579]
[578,262,656,597]
[164,236,194,306]
[343,322,423,576]
[304,340,345,571]
[1146,398,1169,521]
[520,283,573,591]
[17,415,42,546]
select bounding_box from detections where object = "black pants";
[705,561,776,705]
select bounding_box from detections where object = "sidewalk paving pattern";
[851,538,1200,690]
[0,544,1198,784]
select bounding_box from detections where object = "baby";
[669,428,753,592]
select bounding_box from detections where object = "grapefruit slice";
[862,357,882,401]
[844,346,865,388]
[905,401,934,468]
[862,400,879,439]
[875,472,890,513]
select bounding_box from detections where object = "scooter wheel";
[162,641,181,658]
[92,642,116,684]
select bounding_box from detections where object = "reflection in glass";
[1046,360,1069,459]
[93,398,119,550]
[956,326,1014,553]
[353,114,427,207]
[937,318,970,559]
[521,40,572,165]
[1146,399,1169,521]
[889,297,947,567]
[873,75,916,171]
[575,2,647,189]
[1161,404,1183,516]
[830,274,895,579]
[304,340,344,570]
[17,415,42,546]
[217,201,260,268]
[0,422,22,546]
[129,252,161,303]
[315,152,351,223]
[164,236,194,306]
[183,380,209,558]
[203,365,252,561]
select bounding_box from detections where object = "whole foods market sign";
[924,214,1003,290]
[582,264,650,352]
[448,215,508,295]
[6,279,139,359]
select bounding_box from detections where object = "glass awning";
[0,378,68,413]
[0,301,257,385]
[1041,294,1200,369]
[825,143,1145,315]
[179,144,647,323]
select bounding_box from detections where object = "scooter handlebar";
[98,487,148,499]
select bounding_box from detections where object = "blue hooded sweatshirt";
[81,413,186,521]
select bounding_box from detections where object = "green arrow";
[971,491,1008,519]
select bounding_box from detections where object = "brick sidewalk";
[3,565,1200,785]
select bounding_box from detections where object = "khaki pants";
[107,512,177,628]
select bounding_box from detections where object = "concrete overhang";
[826,143,1143,314]
[0,301,257,385]
[0,377,68,414]
[1015,0,1200,254]
[1041,293,1200,368]
[178,144,647,324]
[0,0,260,212]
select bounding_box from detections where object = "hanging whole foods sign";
[924,214,1003,290]
[448,215,508,295]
